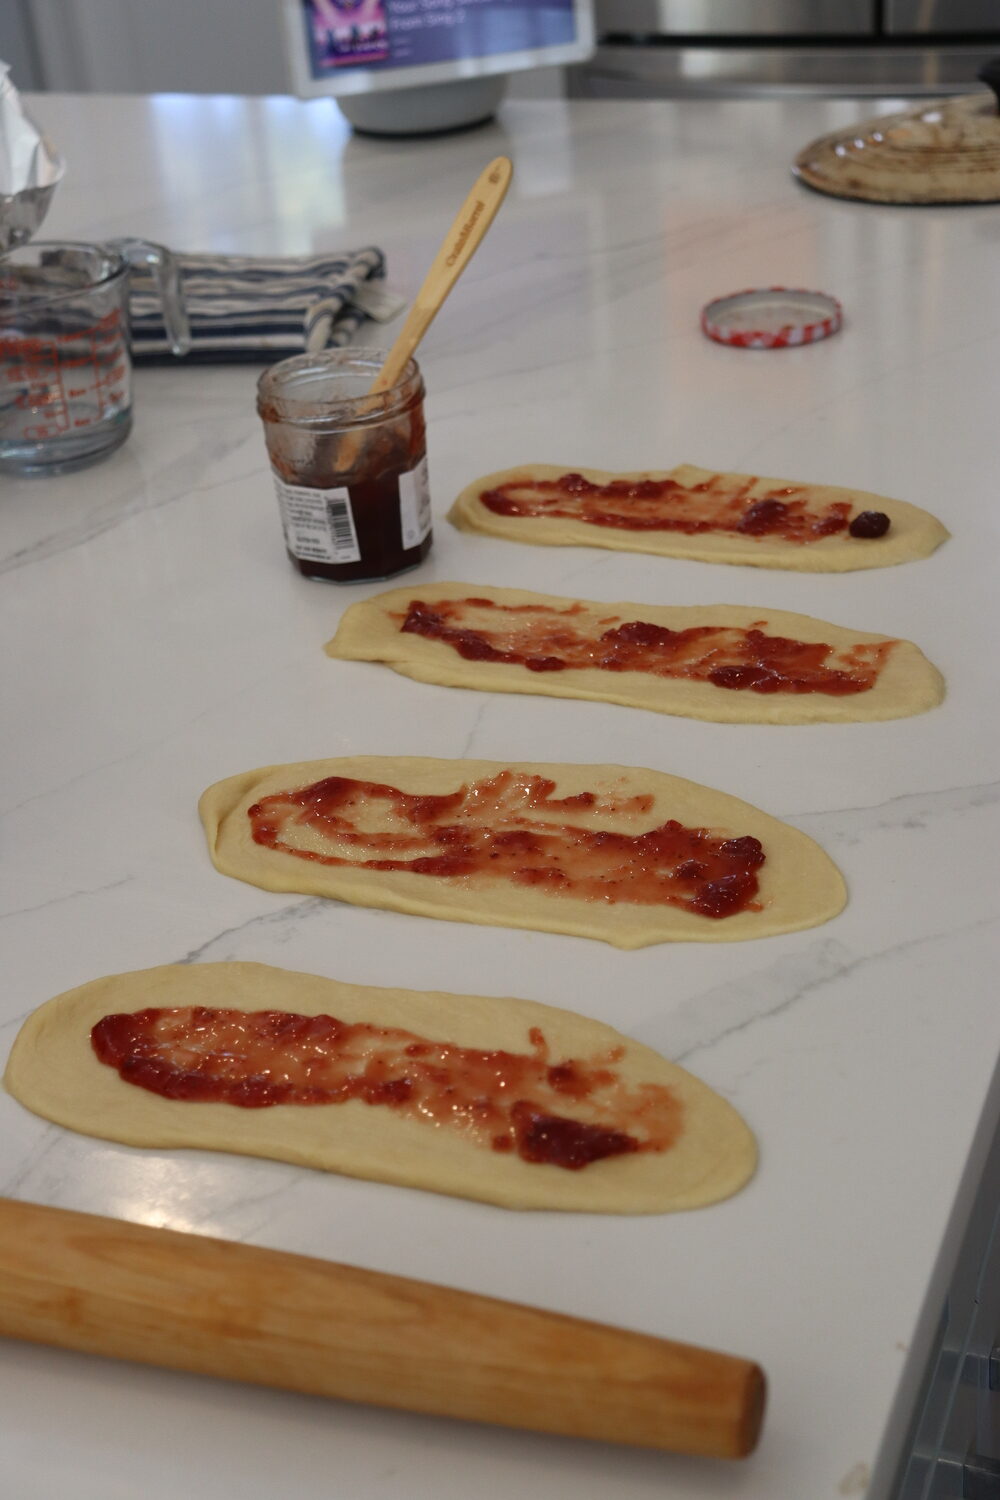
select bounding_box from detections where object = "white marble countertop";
[3,90,999,1500]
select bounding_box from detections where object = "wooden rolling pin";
[0,1197,764,1458]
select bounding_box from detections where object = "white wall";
[1,0,44,88]
[6,0,290,93]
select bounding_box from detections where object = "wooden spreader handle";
[370,155,513,395]
[0,1197,765,1459]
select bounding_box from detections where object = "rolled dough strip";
[199,755,847,947]
[326,581,944,725]
[447,463,948,571]
[4,962,757,1214]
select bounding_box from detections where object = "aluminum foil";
[0,63,65,252]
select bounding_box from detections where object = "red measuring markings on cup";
[5,310,128,437]
[8,340,70,439]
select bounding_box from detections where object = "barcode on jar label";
[272,476,361,564]
[398,456,432,551]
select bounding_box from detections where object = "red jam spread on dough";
[478,471,864,543]
[91,1009,682,1169]
[247,769,766,918]
[400,597,892,695]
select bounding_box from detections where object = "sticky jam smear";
[479,471,858,544]
[400,597,893,696]
[248,769,766,919]
[91,1008,683,1170]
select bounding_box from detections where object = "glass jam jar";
[256,349,431,583]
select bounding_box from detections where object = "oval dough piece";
[448,464,948,572]
[326,581,944,725]
[199,756,847,947]
[3,962,758,1214]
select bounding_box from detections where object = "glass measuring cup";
[0,238,190,476]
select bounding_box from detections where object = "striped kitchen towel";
[129,245,392,362]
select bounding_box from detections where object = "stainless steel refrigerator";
[572,0,1000,97]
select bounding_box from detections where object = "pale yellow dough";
[3,962,758,1214]
[199,756,847,947]
[447,463,949,571]
[326,582,944,725]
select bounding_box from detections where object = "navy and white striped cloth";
[129,245,387,362]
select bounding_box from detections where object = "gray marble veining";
[2,90,998,1500]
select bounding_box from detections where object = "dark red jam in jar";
[256,350,432,583]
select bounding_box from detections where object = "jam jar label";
[273,476,362,565]
[398,457,432,551]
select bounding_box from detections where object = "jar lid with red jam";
[700,287,842,349]
[256,348,432,584]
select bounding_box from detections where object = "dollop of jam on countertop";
[478,471,890,543]
[399,597,893,695]
[91,1008,683,1170]
[248,769,766,918]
